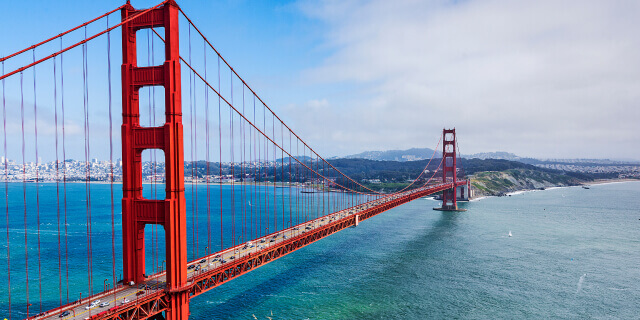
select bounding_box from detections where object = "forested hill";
[327,158,609,193]
[327,157,551,181]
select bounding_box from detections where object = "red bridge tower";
[435,128,466,211]
[121,1,189,319]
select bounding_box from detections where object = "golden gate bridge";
[0,1,469,319]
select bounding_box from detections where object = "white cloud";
[289,0,640,159]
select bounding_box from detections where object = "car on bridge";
[85,300,100,310]
[59,311,70,318]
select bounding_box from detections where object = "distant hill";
[343,148,639,166]
[343,147,441,162]
[463,151,521,161]
[325,157,606,193]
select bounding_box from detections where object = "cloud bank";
[286,0,640,159]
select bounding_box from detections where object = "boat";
[582,186,590,189]
[508,231,512,237]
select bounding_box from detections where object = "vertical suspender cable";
[20,70,30,318]
[32,48,43,315]
[242,86,246,244]
[60,37,69,304]
[53,54,62,308]
[151,25,160,274]
[2,59,12,320]
[107,15,117,298]
[82,25,94,301]
[151,26,159,275]
[322,161,325,218]
[296,138,299,227]
[288,129,291,230]
[272,114,276,232]
[302,147,306,222]
[82,27,89,299]
[193,45,199,259]
[252,95,256,240]
[263,103,267,236]
[147,29,155,273]
[188,24,195,259]
[204,39,211,256]
[252,96,256,240]
[258,102,262,238]
[218,55,223,251]
[230,74,235,249]
[281,122,284,229]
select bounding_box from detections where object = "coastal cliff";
[470,168,583,197]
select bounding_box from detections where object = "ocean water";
[1,181,639,319]
[189,182,640,319]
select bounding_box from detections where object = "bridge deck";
[35,181,466,320]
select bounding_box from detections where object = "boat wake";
[576,273,586,293]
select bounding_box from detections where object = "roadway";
[37,182,460,320]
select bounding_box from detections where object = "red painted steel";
[439,128,459,210]
[0,2,168,82]
[77,181,467,320]
[0,5,126,63]
[5,2,471,318]
[121,1,188,319]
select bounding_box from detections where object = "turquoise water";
[1,181,639,319]
[190,182,640,319]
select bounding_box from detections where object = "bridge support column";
[456,181,470,201]
[434,128,466,212]
[122,1,189,319]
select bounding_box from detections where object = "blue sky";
[1,0,639,161]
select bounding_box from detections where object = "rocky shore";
[470,168,639,198]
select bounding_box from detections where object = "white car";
[100,302,110,307]
[121,298,130,305]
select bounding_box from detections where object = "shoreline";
[470,178,639,201]
[583,178,639,186]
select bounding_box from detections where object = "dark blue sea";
[1,181,639,319]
